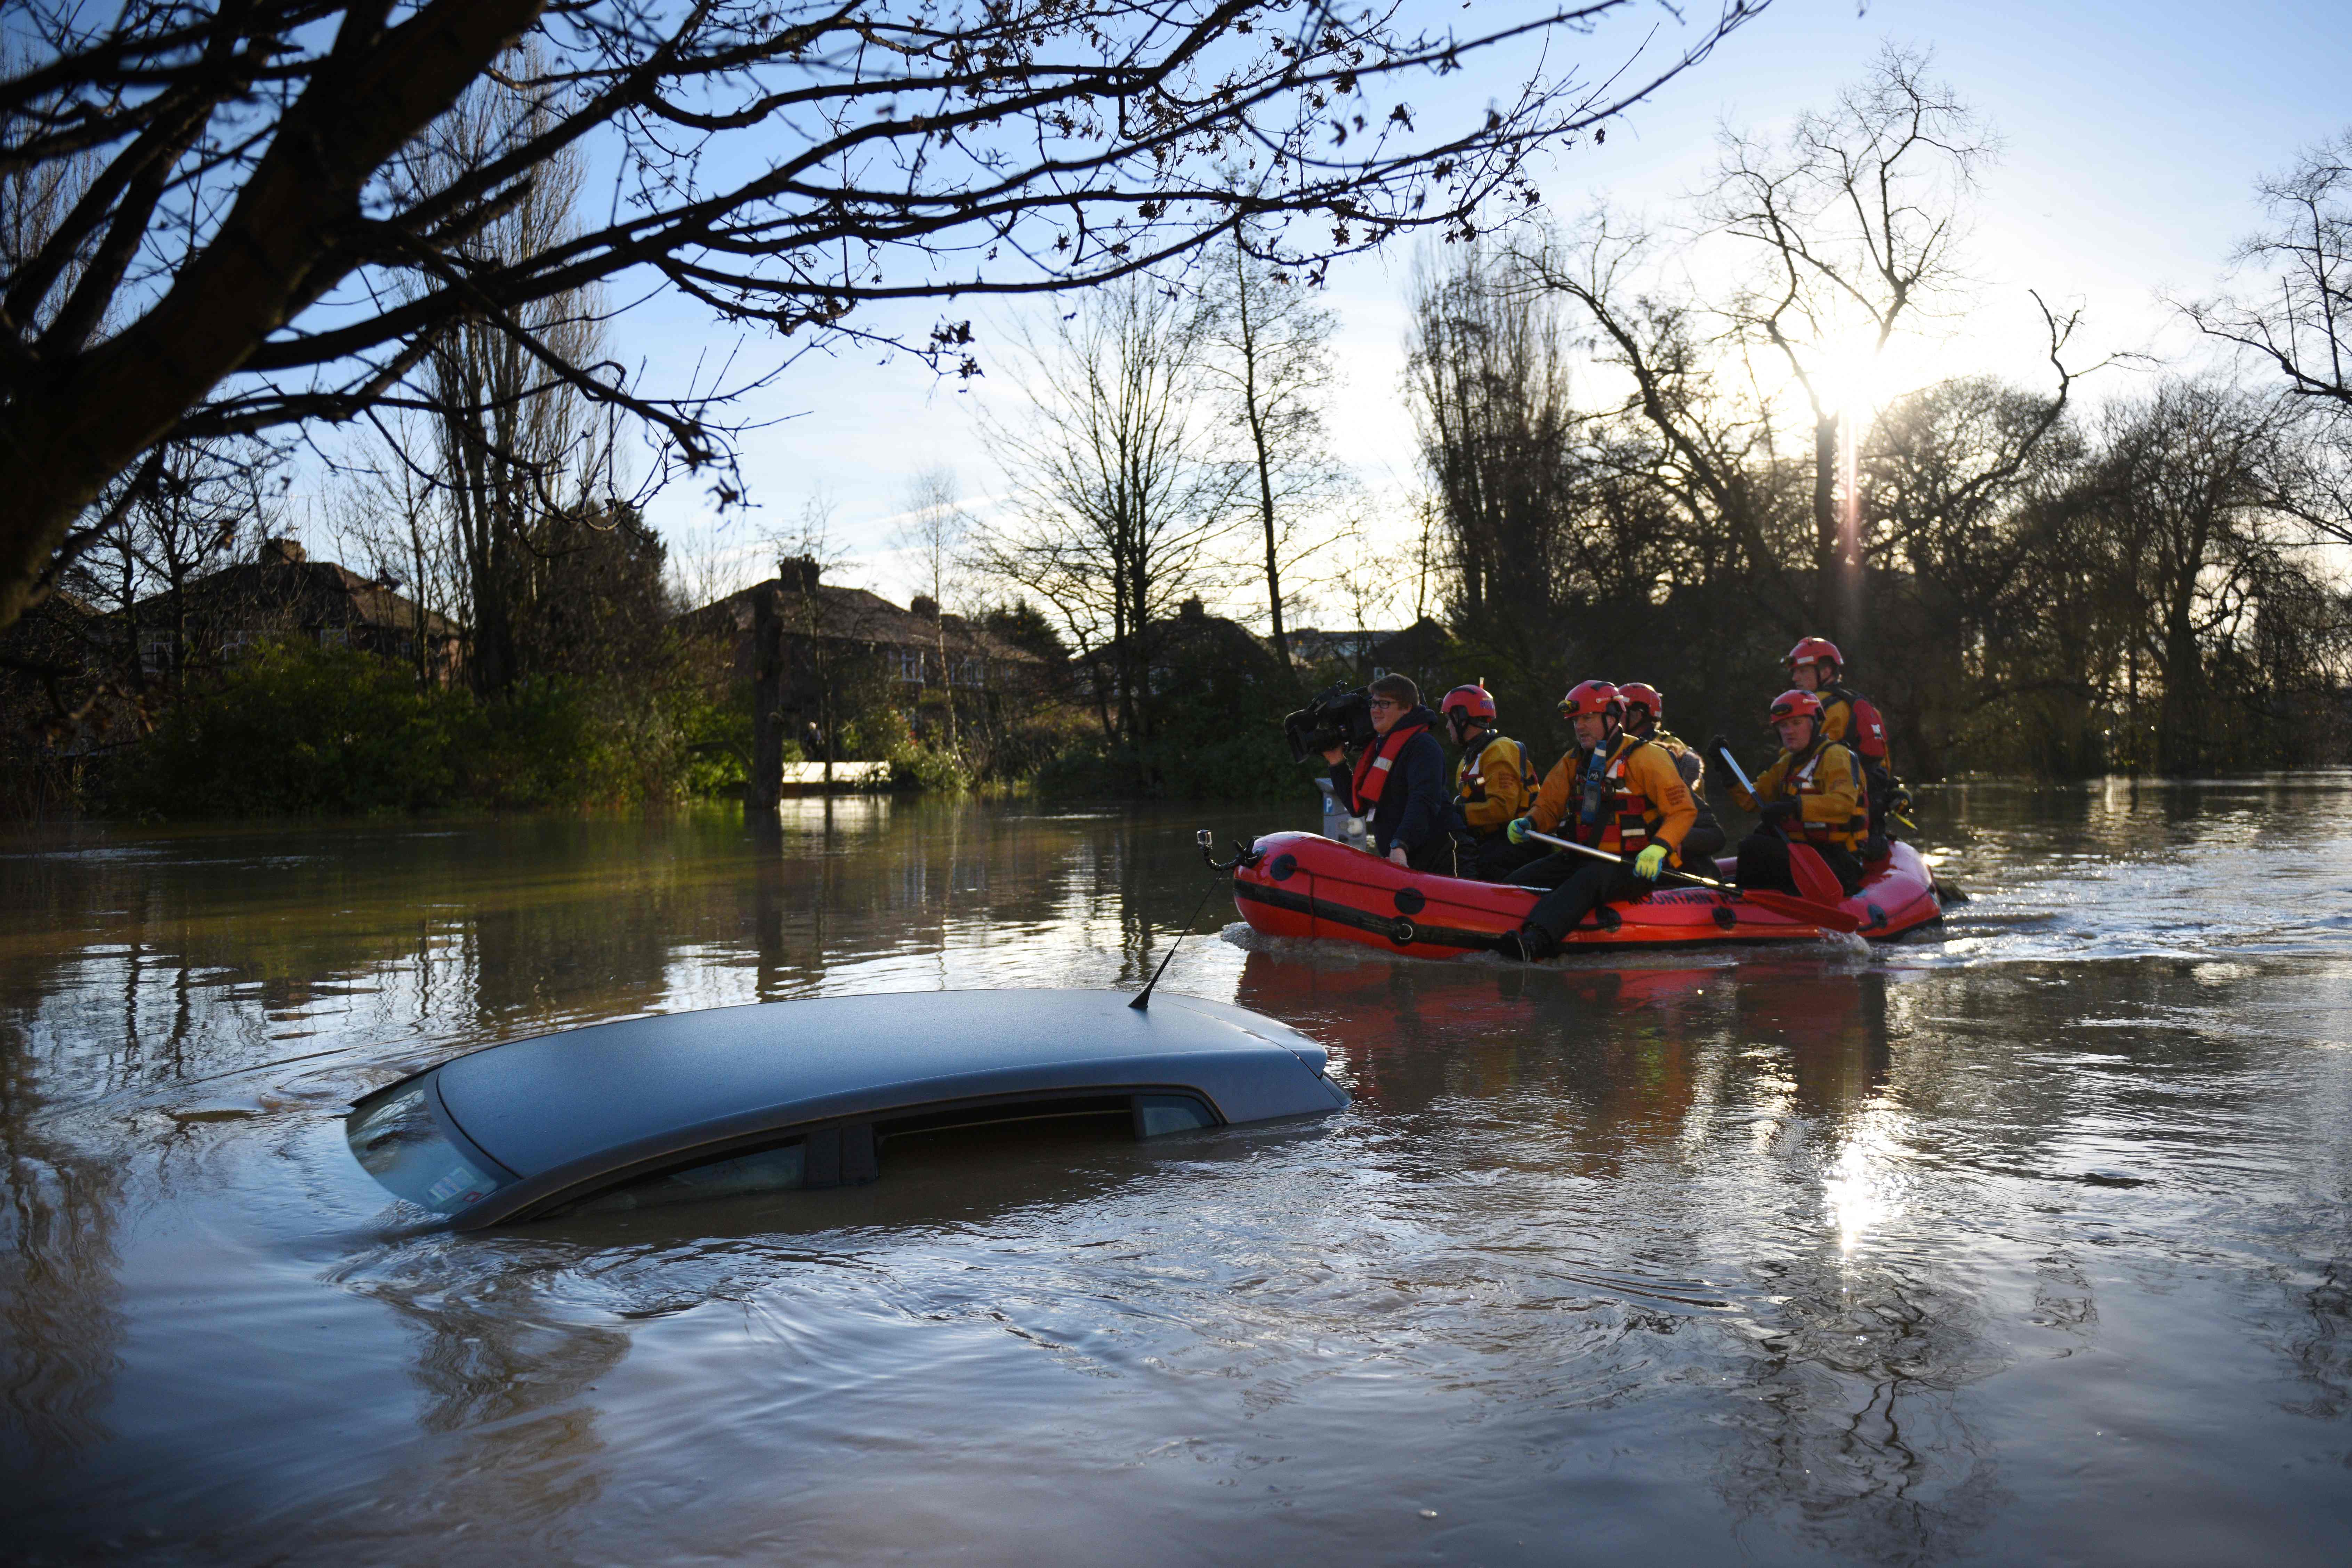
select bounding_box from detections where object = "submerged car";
[345,988,1347,1229]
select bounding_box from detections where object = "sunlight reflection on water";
[2,782,2351,1567]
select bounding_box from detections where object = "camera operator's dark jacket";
[1329,704,1450,870]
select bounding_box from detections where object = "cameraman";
[1322,674,1453,874]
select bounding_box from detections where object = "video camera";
[1281,684,1377,764]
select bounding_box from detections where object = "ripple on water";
[7,796,2352,1566]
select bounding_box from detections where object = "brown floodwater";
[3,782,2350,1566]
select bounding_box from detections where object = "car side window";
[1135,1094,1218,1137]
[571,1139,808,1214]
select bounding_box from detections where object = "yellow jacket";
[1730,742,1868,852]
[1527,733,1698,860]
[1455,732,1536,834]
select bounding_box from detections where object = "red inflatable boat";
[1230,831,1943,958]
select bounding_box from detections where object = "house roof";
[135,554,461,639]
[678,577,1041,665]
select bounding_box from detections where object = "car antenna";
[1131,830,1239,1011]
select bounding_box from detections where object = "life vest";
[1349,718,1434,814]
[1571,735,1667,854]
[1455,733,1536,807]
[1789,743,1869,852]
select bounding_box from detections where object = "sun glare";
[1815,335,1896,419]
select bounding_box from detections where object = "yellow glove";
[1633,844,1668,880]
[1506,816,1532,845]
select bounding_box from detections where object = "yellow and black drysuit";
[1452,726,1540,882]
[1729,738,1869,897]
[1511,733,1699,953]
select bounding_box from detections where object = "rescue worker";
[1496,680,1700,962]
[1441,681,1541,883]
[1781,637,1906,860]
[1725,689,1869,898]
[1618,681,1727,874]
[1320,673,1453,875]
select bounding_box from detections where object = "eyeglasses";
[1368,698,1402,712]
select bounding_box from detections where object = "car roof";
[428,989,1338,1218]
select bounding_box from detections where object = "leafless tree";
[2079,379,2296,772]
[400,66,623,693]
[893,464,970,755]
[1701,43,1994,635]
[2186,129,2352,414]
[0,0,1772,636]
[1199,228,1348,670]
[329,408,460,684]
[118,439,282,684]
[979,273,1240,744]
[1516,216,1792,605]
[1404,241,1579,643]
[2188,129,2352,554]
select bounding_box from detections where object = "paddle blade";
[1741,888,1865,933]
[1783,842,1844,905]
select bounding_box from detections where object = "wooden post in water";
[748,585,784,812]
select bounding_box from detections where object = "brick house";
[131,538,463,681]
[676,556,1040,712]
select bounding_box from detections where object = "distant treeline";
[1393,61,2351,779]
[1403,246,2351,779]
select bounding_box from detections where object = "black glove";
[1707,734,1733,767]
[1761,799,1799,826]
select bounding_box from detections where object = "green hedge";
[101,640,700,817]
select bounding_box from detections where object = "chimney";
[259,537,307,565]
[1179,596,1206,620]
[776,555,821,593]
[910,594,940,620]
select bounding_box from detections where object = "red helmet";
[1558,679,1623,721]
[1618,682,1663,726]
[1768,688,1825,724]
[1441,682,1497,727]
[1785,636,1843,674]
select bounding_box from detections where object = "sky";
[582,0,2352,620]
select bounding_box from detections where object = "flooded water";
[4,781,2350,1566]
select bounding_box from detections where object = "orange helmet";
[1618,682,1663,727]
[1785,636,1843,675]
[1558,679,1623,721]
[1769,688,1824,724]
[1441,682,1497,727]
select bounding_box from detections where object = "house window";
[220,629,261,660]
[892,647,926,684]
[139,630,176,675]
[953,657,986,688]
[316,626,349,650]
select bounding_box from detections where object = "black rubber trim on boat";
[1231,876,1508,953]
[1711,904,1737,930]
[1269,853,1297,882]
[1394,887,1426,915]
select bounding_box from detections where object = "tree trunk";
[1251,408,1288,670]
[2156,581,2204,775]
[1812,413,1844,638]
[748,588,784,810]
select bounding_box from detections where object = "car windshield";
[346,1085,514,1216]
